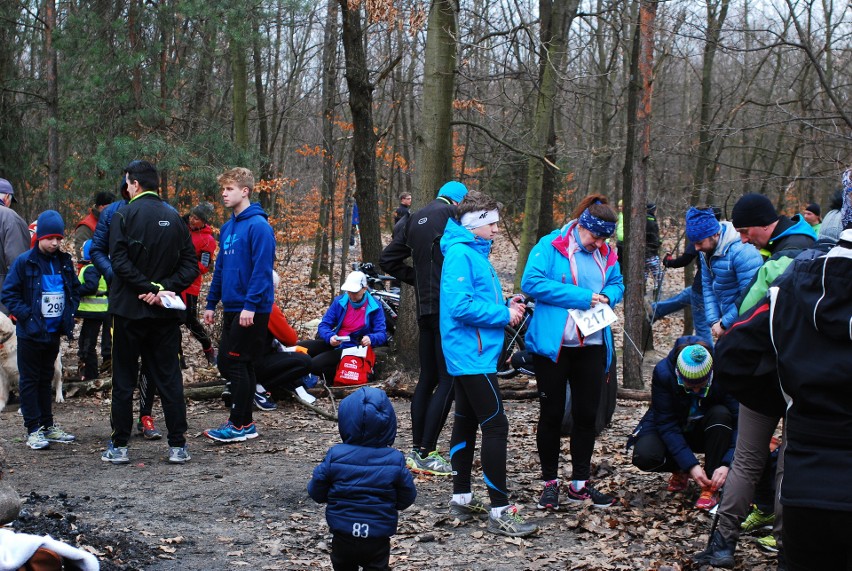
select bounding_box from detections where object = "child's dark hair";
[458,190,502,217]
[571,193,616,222]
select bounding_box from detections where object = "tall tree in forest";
[338,0,380,264]
[512,0,580,291]
[45,0,58,207]
[413,0,457,204]
[622,0,657,390]
[393,0,459,367]
[310,0,339,287]
[229,9,249,151]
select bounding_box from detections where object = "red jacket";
[183,224,216,297]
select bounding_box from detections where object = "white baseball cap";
[341,271,368,292]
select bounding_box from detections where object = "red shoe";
[667,471,689,492]
[695,488,719,511]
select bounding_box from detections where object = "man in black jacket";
[711,231,852,570]
[380,181,468,476]
[102,160,198,465]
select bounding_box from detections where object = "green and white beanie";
[676,344,713,388]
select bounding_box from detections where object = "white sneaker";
[295,386,316,404]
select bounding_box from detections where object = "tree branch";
[450,120,560,170]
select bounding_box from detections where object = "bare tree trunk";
[310,0,338,286]
[338,0,380,264]
[230,21,248,151]
[45,0,58,208]
[622,0,657,390]
[513,0,579,291]
[253,15,271,183]
[413,0,458,204]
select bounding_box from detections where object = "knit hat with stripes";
[676,344,713,387]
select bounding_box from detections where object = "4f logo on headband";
[478,212,488,219]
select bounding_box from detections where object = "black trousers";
[534,345,606,481]
[330,531,390,571]
[18,336,61,434]
[631,404,734,478]
[410,314,454,454]
[181,293,212,352]
[254,351,312,398]
[111,316,187,447]
[218,311,269,427]
[450,373,510,508]
[784,505,852,570]
[78,317,107,379]
[298,339,343,381]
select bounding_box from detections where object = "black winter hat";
[190,202,214,224]
[731,193,778,228]
[804,202,821,218]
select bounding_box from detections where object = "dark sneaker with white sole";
[537,480,559,510]
[566,483,617,508]
[449,496,488,522]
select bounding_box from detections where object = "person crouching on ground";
[1,210,80,450]
[298,271,387,383]
[628,339,736,510]
[308,387,416,571]
[439,190,537,538]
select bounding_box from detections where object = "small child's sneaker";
[101,442,130,464]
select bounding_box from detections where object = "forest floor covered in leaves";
[0,234,780,569]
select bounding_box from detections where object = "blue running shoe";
[242,422,259,439]
[101,442,130,464]
[253,391,277,411]
[204,421,246,443]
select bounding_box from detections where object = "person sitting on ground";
[1,210,80,450]
[249,271,316,410]
[308,386,416,571]
[629,338,737,510]
[75,240,109,382]
[298,271,387,383]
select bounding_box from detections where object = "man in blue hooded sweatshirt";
[204,167,275,443]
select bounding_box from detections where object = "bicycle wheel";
[496,325,525,378]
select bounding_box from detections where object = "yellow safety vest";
[77,264,108,314]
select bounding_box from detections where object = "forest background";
[1,0,850,386]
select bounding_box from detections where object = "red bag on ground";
[334,345,376,386]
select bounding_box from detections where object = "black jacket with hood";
[717,236,852,512]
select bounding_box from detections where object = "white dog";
[0,312,63,413]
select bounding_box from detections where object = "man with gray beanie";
[0,179,31,315]
[380,181,469,476]
[685,207,762,339]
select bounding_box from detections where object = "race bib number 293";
[41,292,64,318]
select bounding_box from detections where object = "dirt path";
[0,385,778,571]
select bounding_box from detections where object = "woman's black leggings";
[449,373,509,508]
[534,345,606,481]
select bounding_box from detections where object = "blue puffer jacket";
[206,203,275,314]
[439,219,510,376]
[89,199,126,283]
[317,292,387,349]
[1,248,80,342]
[628,336,739,471]
[700,221,762,329]
[307,387,416,539]
[521,221,624,370]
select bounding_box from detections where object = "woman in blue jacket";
[439,191,536,538]
[629,337,737,510]
[299,270,387,383]
[521,194,624,510]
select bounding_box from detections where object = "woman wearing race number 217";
[521,193,624,511]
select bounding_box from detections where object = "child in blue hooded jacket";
[439,190,537,538]
[308,387,415,571]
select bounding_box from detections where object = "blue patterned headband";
[578,207,616,237]
[842,167,852,229]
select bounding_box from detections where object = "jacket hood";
[192,224,214,235]
[711,221,740,258]
[785,244,852,343]
[337,387,397,447]
[771,214,817,243]
[234,202,268,222]
[440,218,491,257]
